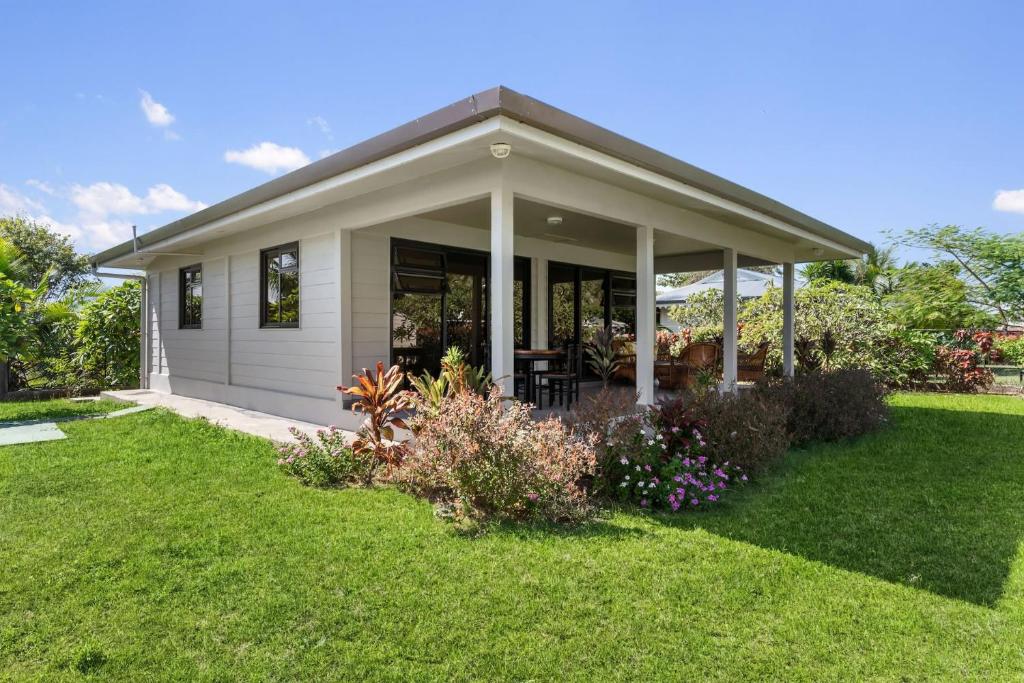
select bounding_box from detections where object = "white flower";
[619,457,629,465]
[635,465,641,472]
[647,439,655,446]
[648,482,656,488]
[624,475,630,481]
[619,481,628,487]
[637,480,645,487]
[656,433,664,440]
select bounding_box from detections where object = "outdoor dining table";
[514,348,566,404]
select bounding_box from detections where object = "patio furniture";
[738,343,770,382]
[655,342,719,390]
[536,344,582,409]
[514,348,566,404]
[612,339,636,383]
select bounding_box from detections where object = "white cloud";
[143,183,207,213]
[139,90,175,127]
[994,189,1024,215]
[70,181,206,220]
[0,183,45,214]
[26,179,55,195]
[308,115,333,140]
[224,142,310,174]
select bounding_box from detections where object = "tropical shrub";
[585,325,621,387]
[75,281,141,388]
[932,346,993,392]
[755,369,889,446]
[565,386,642,480]
[340,361,414,472]
[687,389,790,473]
[276,426,373,487]
[996,336,1024,365]
[398,386,597,524]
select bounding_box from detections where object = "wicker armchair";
[655,342,719,390]
[737,343,770,382]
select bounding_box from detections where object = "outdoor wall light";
[546,215,563,226]
[489,142,511,159]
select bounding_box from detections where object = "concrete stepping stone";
[0,422,66,446]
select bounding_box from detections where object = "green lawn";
[2,394,1024,680]
[0,398,123,423]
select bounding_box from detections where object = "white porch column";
[722,248,738,392]
[534,256,548,349]
[782,261,795,377]
[490,186,515,397]
[635,225,656,405]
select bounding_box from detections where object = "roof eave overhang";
[92,86,870,267]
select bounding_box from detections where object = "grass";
[0,397,124,423]
[2,393,1024,680]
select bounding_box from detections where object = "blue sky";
[1,0,1021,257]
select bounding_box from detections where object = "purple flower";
[640,498,649,508]
[526,492,539,502]
[691,498,699,506]
[707,494,718,502]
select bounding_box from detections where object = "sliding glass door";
[391,239,530,378]
[547,262,636,350]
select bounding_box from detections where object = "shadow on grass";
[647,404,1024,607]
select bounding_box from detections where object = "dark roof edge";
[92,86,869,265]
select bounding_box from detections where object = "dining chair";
[538,343,581,409]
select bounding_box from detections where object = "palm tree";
[854,244,898,295]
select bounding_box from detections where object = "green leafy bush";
[75,281,141,388]
[996,337,1024,365]
[276,426,372,487]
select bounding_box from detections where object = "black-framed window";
[260,243,299,328]
[179,264,202,329]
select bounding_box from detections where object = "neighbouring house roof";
[91,85,871,267]
[656,269,796,306]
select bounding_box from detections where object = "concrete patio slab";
[100,390,344,443]
[0,422,66,446]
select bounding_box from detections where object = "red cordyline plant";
[339,361,414,473]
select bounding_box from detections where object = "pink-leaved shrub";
[397,386,598,524]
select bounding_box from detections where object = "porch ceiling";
[421,197,716,258]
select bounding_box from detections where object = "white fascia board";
[499,118,862,258]
[138,118,503,255]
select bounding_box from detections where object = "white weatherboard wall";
[142,209,636,427]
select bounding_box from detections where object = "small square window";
[261,243,299,328]
[179,264,202,329]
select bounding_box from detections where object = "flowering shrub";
[397,387,598,524]
[600,399,746,511]
[688,389,790,473]
[277,426,373,488]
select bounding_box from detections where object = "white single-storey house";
[91,86,870,429]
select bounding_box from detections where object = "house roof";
[656,268,794,305]
[91,85,871,266]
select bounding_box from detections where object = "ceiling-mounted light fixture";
[489,142,511,159]
[546,215,563,226]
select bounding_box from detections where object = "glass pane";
[265,255,281,323]
[514,279,525,347]
[392,292,443,378]
[580,270,606,343]
[611,306,635,336]
[279,270,299,323]
[395,246,444,270]
[395,272,444,294]
[280,249,298,270]
[611,275,635,292]
[549,264,576,349]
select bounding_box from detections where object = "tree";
[885,262,999,330]
[890,225,1024,328]
[855,244,898,295]
[0,236,71,395]
[0,216,93,299]
[801,259,856,284]
[75,281,141,388]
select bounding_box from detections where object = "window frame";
[260,242,300,329]
[178,263,203,330]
